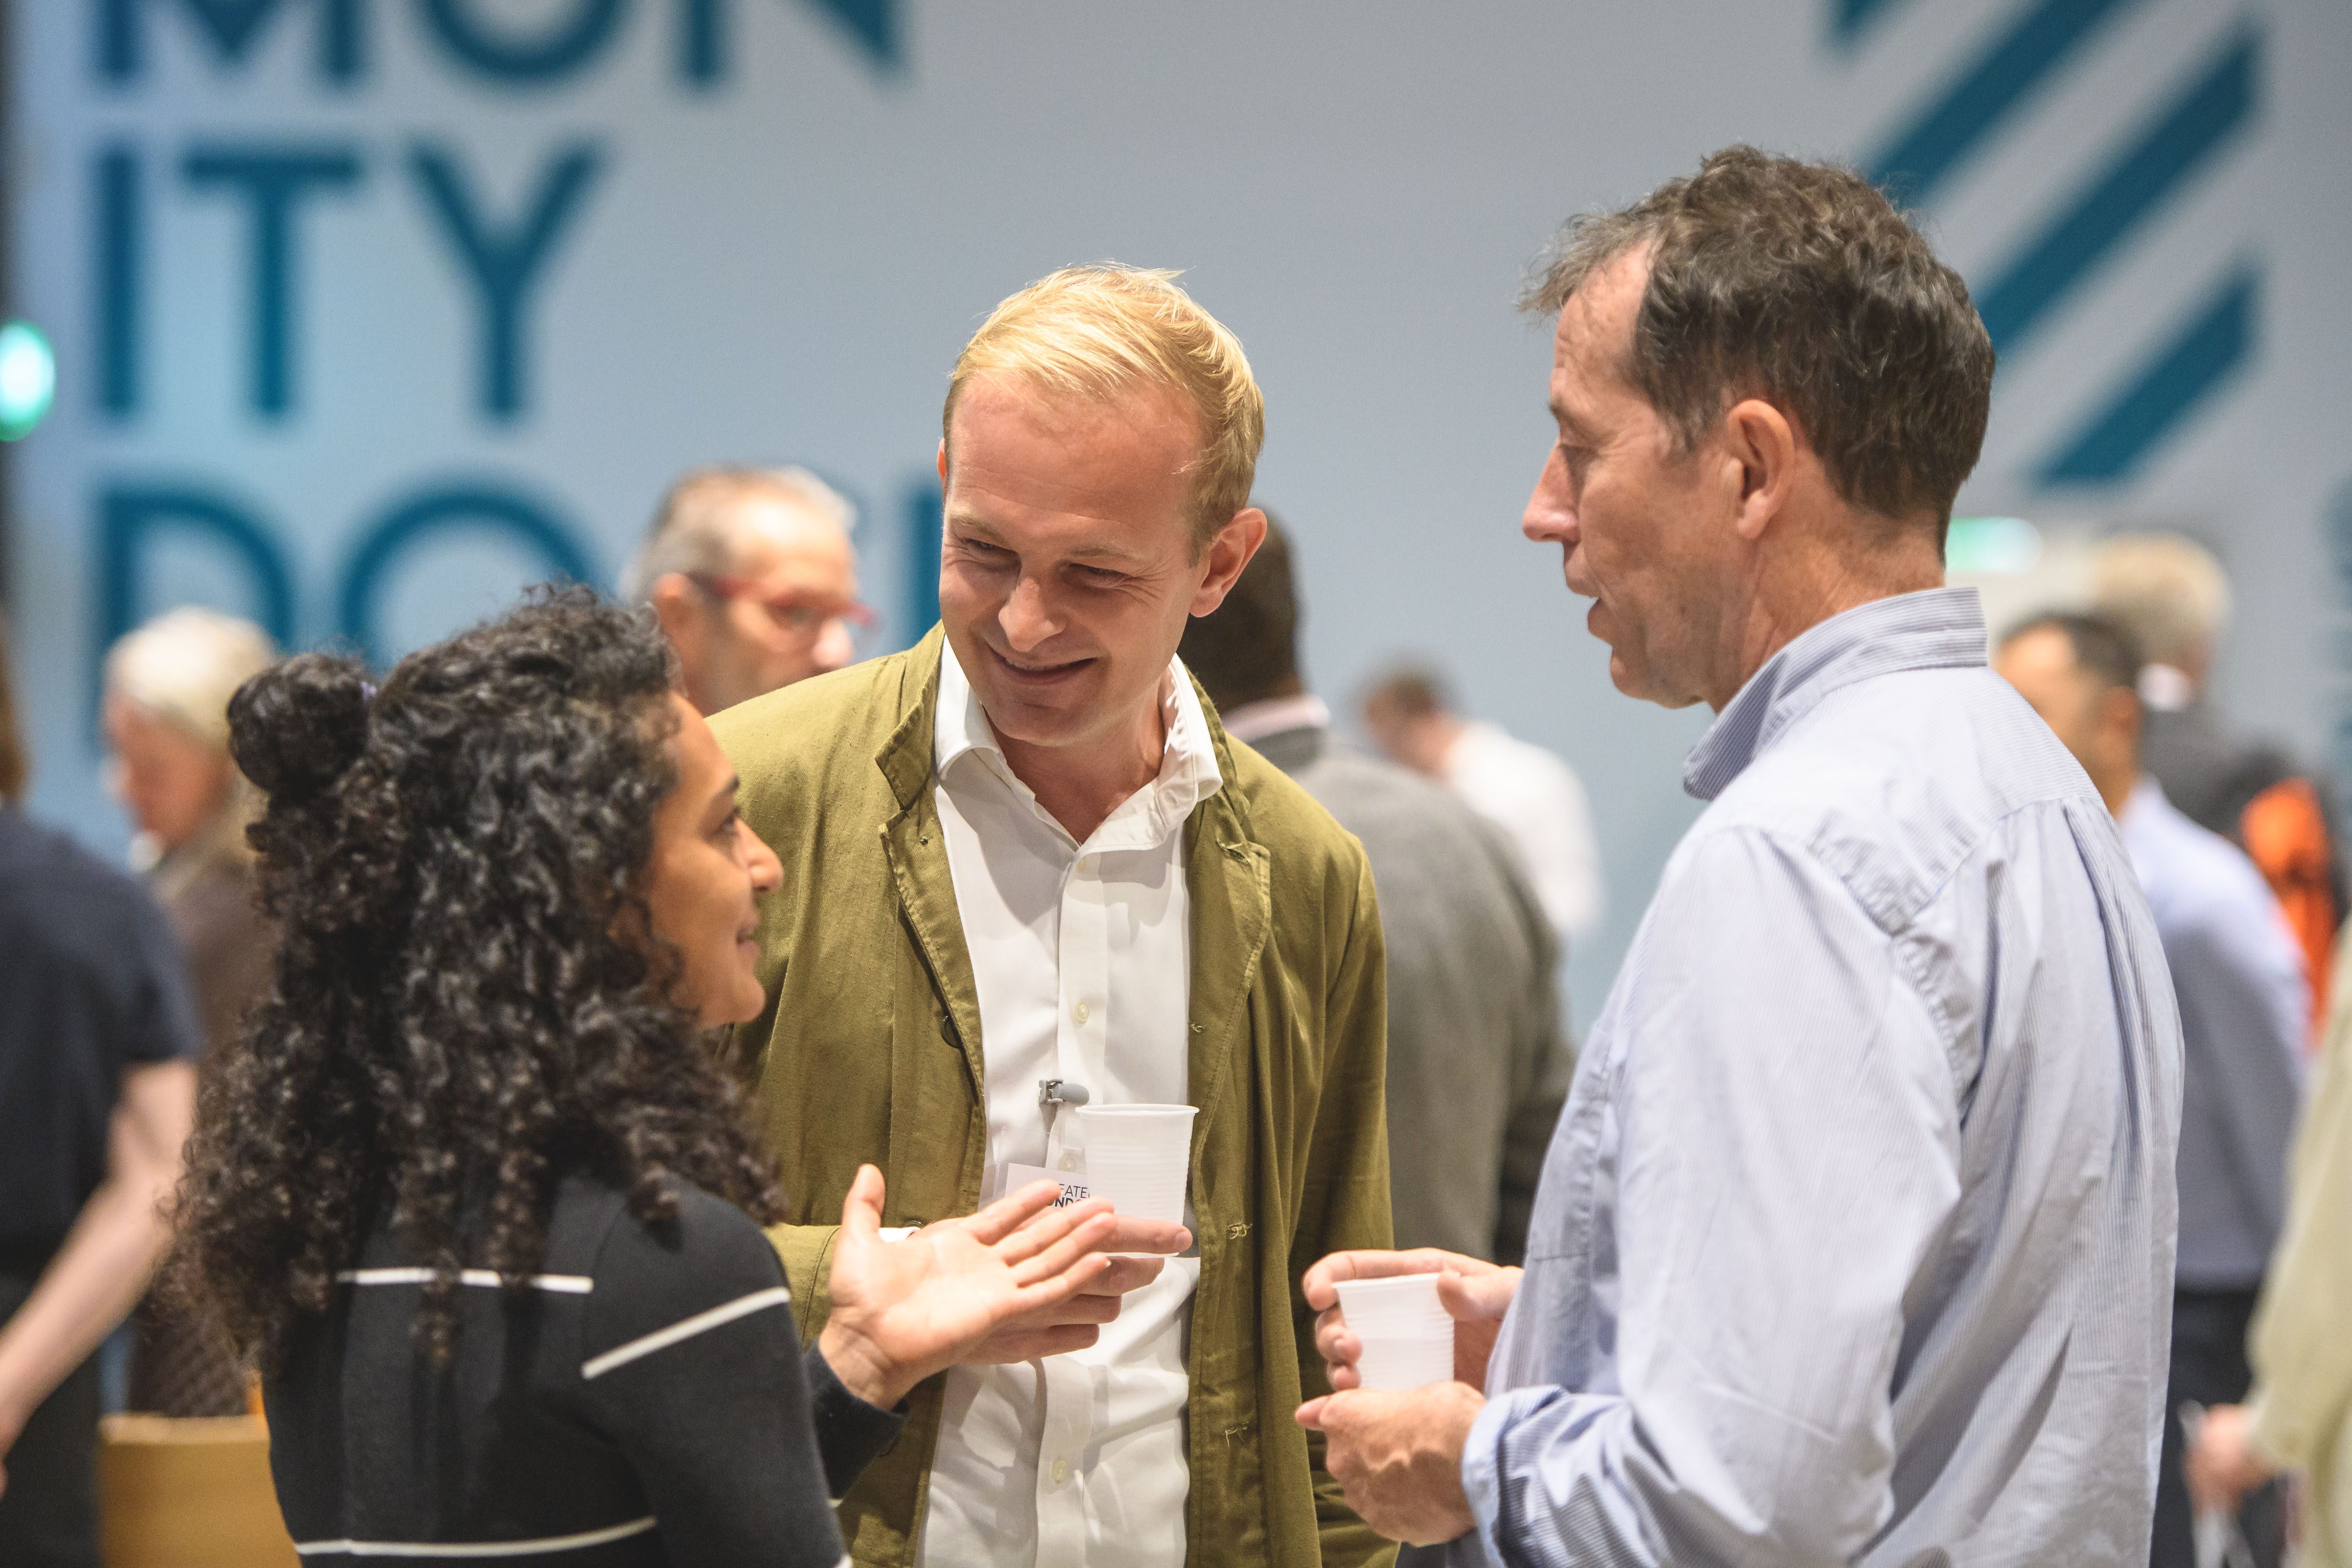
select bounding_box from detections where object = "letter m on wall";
[99,0,365,84]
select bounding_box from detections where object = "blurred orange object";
[2241,777,2340,1047]
[97,1413,298,1568]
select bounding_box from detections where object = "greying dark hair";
[1522,145,1995,536]
[173,587,785,1371]
[2000,610,2144,695]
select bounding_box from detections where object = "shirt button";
[1057,1152,1079,1172]
[1051,1458,1070,1485]
[1073,999,1091,1026]
[1077,855,1094,875]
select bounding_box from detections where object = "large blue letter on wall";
[408,144,604,420]
[339,482,596,666]
[99,0,366,84]
[417,0,626,83]
[97,485,299,704]
[96,147,143,417]
[182,143,366,417]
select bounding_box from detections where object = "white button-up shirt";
[916,642,1222,1568]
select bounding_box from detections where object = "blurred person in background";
[622,465,872,716]
[0,617,202,1566]
[174,591,1124,1566]
[1996,611,2306,1568]
[2188,921,2352,1568]
[1298,147,2179,1568]
[2095,533,2342,1035]
[1361,664,1603,950]
[101,607,277,1418]
[1182,514,1572,1265]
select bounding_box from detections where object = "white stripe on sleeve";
[295,1514,657,1556]
[579,1286,792,1381]
[335,1268,594,1294]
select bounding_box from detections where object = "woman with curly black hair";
[174,590,1118,1566]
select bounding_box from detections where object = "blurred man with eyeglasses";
[624,466,873,715]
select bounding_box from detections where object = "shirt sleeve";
[119,883,204,1066]
[1462,827,1963,1567]
[576,1184,889,1567]
[803,1342,907,1499]
[2166,899,2309,1246]
[2248,936,2352,1469]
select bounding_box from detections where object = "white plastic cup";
[1334,1274,1455,1391]
[1071,1104,1197,1224]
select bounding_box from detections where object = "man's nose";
[813,619,854,673]
[998,575,1061,649]
[1524,453,1578,545]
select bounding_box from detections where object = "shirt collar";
[1219,692,1332,745]
[1682,586,1989,801]
[934,638,1224,851]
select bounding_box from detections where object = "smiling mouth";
[989,645,1093,681]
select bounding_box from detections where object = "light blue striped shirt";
[1453,588,2183,1568]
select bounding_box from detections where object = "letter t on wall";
[409,144,604,422]
[180,143,366,418]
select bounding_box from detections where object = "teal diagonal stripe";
[1833,0,1915,49]
[2038,266,2255,483]
[802,0,899,68]
[1976,29,2257,358]
[1867,0,2144,205]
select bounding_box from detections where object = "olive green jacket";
[709,628,1396,1568]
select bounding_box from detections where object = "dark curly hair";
[174,587,784,1370]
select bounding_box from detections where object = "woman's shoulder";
[552,1171,786,1329]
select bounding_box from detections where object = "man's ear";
[936,439,948,485]
[649,575,704,658]
[1189,508,1270,616]
[2102,685,2143,756]
[1721,398,1799,544]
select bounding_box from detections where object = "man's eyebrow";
[944,513,1148,566]
[1064,539,1149,566]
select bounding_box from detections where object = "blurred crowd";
[0,447,2345,1564]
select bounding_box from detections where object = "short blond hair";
[104,607,277,753]
[945,265,1264,541]
[2090,533,2232,669]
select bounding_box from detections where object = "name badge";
[1002,1162,1090,1209]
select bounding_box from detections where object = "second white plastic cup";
[1071,1104,1198,1225]
[1334,1274,1455,1391]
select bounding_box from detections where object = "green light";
[1945,515,2043,576]
[0,321,56,442]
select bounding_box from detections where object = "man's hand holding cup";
[1291,1249,1522,1546]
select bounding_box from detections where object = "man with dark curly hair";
[714,266,1394,1568]
[1297,147,2182,1568]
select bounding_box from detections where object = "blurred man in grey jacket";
[1181,516,1572,1263]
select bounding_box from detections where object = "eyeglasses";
[687,573,876,636]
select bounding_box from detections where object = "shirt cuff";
[805,1343,908,1500]
[2243,1389,2296,1471]
[1461,1383,1553,1567]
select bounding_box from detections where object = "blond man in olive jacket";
[711,266,1395,1568]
